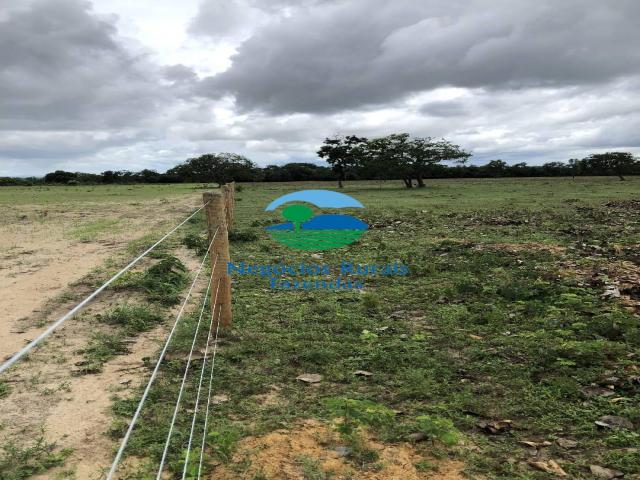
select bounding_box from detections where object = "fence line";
[0,202,209,375]
[106,227,218,480]
[182,278,222,479]
[197,286,227,478]
[156,255,218,479]
[108,182,236,479]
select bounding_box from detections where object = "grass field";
[1,177,640,479]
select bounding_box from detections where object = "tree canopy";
[166,153,257,186]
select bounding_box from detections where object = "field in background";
[1,177,639,479]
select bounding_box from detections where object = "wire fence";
[107,183,235,479]
[0,202,208,375]
[2,183,236,480]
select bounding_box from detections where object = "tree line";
[1,135,638,187]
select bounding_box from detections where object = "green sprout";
[281,204,314,232]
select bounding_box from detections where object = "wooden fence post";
[202,191,232,329]
[222,184,232,231]
[229,182,235,228]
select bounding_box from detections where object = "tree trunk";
[403,178,413,188]
[618,173,626,181]
[338,177,344,188]
[416,175,425,188]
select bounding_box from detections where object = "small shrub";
[206,426,240,463]
[80,332,128,373]
[0,380,10,399]
[414,415,460,446]
[97,304,163,333]
[182,232,208,255]
[139,255,188,305]
[229,230,258,242]
[361,293,381,313]
[0,435,71,479]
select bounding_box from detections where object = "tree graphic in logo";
[265,190,368,251]
[282,204,314,232]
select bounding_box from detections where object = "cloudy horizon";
[1,0,639,177]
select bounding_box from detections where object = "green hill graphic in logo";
[265,190,368,251]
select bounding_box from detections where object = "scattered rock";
[519,440,552,448]
[589,465,624,479]
[595,415,634,430]
[296,373,323,384]
[478,419,513,434]
[211,394,229,405]
[583,386,616,398]
[407,432,427,442]
[601,376,622,386]
[556,438,578,449]
[528,459,567,476]
[335,446,350,457]
[602,285,621,299]
[354,370,372,377]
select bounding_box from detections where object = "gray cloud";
[197,0,640,114]
[2,0,640,177]
[0,0,166,130]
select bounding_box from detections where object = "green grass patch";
[68,219,120,241]
[0,436,71,480]
[79,332,129,374]
[96,304,164,334]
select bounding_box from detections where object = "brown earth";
[0,196,206,478]
[210,419,468,480]
[0,197,200,358]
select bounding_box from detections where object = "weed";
[229,230,258,242]
[414,415,460,446]
[360,293,381,313]
[182,232,208,255]
[298,455,332,480]
[0,435,71,480]
[79,332,128,373]
[141,255,188,305]
[414,459,435,471]
[68,219,120,242]
[205,426,241,463]
[97,304,164,333]
[0,381,10,399]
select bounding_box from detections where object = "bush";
[97,304,163,333]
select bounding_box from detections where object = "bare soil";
[210,419,467,480]
[0,196,204,478]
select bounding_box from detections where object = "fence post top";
[203,190,222,198]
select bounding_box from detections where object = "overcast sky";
[1,0,639,176]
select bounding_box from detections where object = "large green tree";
[407,137,470,187]
[317,135,368,188]
[361,133,414,187]
[167,153,257,186]
[582,152,638,181]
[356,134,470,188]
